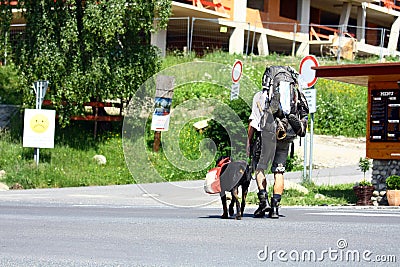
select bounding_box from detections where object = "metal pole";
[379,28,385,62]
[336,25,344,63]
[32,80,48,166]
[308,113,314,182]
[245,23,250,58]
[34,81,41,166]
[251,24,256,59]
[186,17,190,56]
[292,23,297,57]
[303,134,308,183]
[189,18,195,54]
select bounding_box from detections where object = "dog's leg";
[241,181,250,217]
[231,187,241,220]
[221,194,228,219]
[229,191,235,217]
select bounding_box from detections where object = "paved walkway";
[0,164,372,208]
[284,164,369,185]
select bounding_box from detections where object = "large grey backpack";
[260,66,309,139]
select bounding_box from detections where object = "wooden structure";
[152,75,175,152]
[42,100,123,137]
[42,100,123,122]
[313,62,400,159]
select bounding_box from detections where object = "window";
[280,0,297,20]
[248,0,265,11]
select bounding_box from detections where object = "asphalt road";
[1,198,400,266]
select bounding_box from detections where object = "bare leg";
[254,169,271,218]
[273,172,284,195]
[255,169,267,190]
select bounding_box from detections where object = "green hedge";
[313,79,367,137]
[0,64,21,105]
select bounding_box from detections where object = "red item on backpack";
[204,157,231,194]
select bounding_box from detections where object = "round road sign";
[299,55,319,88]
[232,60,243,83]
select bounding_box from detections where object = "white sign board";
[151,114,171,131]
[151,75,175,132]
[23,109,56,148]
[230,83,240,100]
[303,88,317,113]
[299,55,319,88]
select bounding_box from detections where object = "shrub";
[386,175,400,190]
[0,64,21,105]
[358,180,372,186]
[313,79,367,137]
[358,157,371,179]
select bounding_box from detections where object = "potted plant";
[353,157,374,206]
[386,175,400,206]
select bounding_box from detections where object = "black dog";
[217,156,252,220]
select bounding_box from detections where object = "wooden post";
[94,104,98,139]
[153,131,161,152]
[152,75,175,152]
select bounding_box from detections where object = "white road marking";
[307,212,400,217]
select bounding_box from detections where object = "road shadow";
[199,213,285,219]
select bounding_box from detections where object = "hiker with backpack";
[247,66,309,218]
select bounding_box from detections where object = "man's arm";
[247,121,256,157]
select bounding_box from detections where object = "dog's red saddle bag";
[204,158,230,194]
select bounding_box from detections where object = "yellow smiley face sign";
[23,109,56,149]
[29,114,50,134]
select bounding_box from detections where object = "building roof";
[313,62,400,87]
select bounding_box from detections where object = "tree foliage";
[0,1,13,64]
[14,0,171,125]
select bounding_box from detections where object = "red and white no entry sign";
[232,60,243,83]
[299,55,319,88]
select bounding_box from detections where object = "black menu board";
[370,89,400,141]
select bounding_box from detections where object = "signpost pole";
[299,55,319,183]
[33,81,48,166]
[308,112,314,182]
[34,82,41,166]
[303,133,308,181]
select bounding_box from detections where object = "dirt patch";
[294,134,366,169]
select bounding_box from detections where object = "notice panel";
[370,89,400,142]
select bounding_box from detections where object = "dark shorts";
[271,141,291,173]
[253,132,291,173]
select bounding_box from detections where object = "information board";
[367,81,400,159]
[370,89,400,142]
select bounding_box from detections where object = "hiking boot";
[254,191,271,218]
[268,197,280,219]
[288,114,306,137]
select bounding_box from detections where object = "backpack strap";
[297,88,309,119]
[217,157,231,167]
